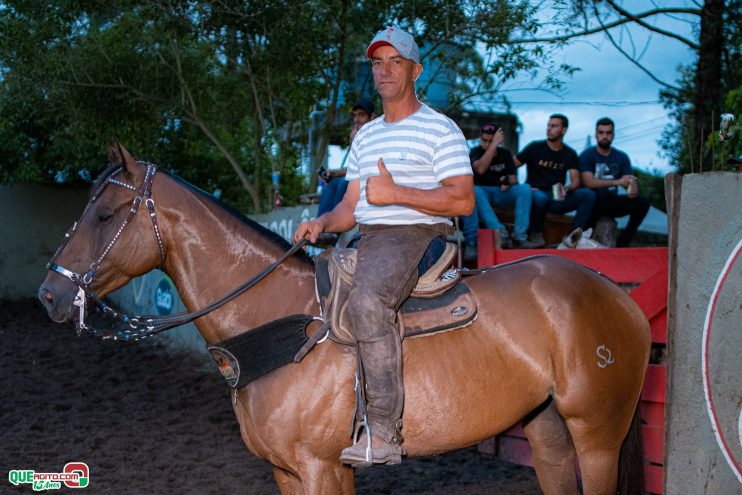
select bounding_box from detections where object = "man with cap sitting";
[293,26,474,467]
[461,123,538,260]
[317,98,377,218]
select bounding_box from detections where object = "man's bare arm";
[581,171,633,189]
[471,128,504,174]
[472,146,496,174]
[566,169,581,193]
[366,159,474,217]
[293,180,359,243]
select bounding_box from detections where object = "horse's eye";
[98,214,114,223]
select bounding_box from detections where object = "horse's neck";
[159,182,317,343]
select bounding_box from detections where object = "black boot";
[340,334,405,467]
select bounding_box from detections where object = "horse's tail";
[617,404,644,495]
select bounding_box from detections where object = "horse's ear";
[106,142,137,174]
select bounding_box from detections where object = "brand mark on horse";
[596,344,615,368]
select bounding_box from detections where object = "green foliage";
[635,169,667,212]
[659,0,741,173]
[719,86,742,164]
[0,0,570,211]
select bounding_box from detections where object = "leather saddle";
[314,242,478,346]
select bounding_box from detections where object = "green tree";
[0,0,582,211]
[662,0,742,172]
[501,0,742,174]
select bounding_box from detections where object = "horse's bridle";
[46,162,167,336]
[48,162,166,286]
[46,161,307,342]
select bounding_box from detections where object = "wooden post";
[663,173,682,492]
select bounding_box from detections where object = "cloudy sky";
[500,0,698,175]
[328,1,698,176]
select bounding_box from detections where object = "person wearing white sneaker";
[515,114,595,246]
[461,123,538,252]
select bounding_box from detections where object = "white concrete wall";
[665,172,742,493]
[0,184,88,299]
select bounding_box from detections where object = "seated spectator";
[462,123,538,260]
[317,98,376,217]
[514,113,595,247]
[579,117,650,247]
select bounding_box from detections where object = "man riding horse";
[294,26,474,467]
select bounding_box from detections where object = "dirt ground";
[1,298,540,494]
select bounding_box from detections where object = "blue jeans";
[461,184,532,245]
[530,188,596,232]
[318,177,348,216]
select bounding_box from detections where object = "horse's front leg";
[273,466,303,494]
[272,461,355,495]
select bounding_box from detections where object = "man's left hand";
[618,175,635,187]
[493,128,505,148]
[366,158,398,205]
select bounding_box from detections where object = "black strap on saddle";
[208,314,317,389]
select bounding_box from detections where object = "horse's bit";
[47,162,166,335]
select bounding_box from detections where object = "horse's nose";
[38,285,54,312]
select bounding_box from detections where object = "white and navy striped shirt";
[346,104,472,225]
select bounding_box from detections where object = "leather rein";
[46,162,307,342]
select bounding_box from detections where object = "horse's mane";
[90,162,313,266]
[160,169,314,267]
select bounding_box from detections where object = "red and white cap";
[366,26,420,64]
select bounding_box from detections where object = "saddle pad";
[208,314,313,389]
[399,281,477,338]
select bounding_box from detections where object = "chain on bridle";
[47,162,166,338]
[46,161,306,342]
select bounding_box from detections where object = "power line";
[566,117,669,146]
[615,126,669,144]
[618,115,668,131]
[510,100,662,106]
[469,99,663,107]
[615,124,668,142]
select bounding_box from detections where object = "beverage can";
[552,184,561,200]
[627,177,638,198]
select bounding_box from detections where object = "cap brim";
[367,40,392,59]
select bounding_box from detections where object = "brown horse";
[38,145,651,495]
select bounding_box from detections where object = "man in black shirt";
[461,123,538,259]
[514,114,595,247]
